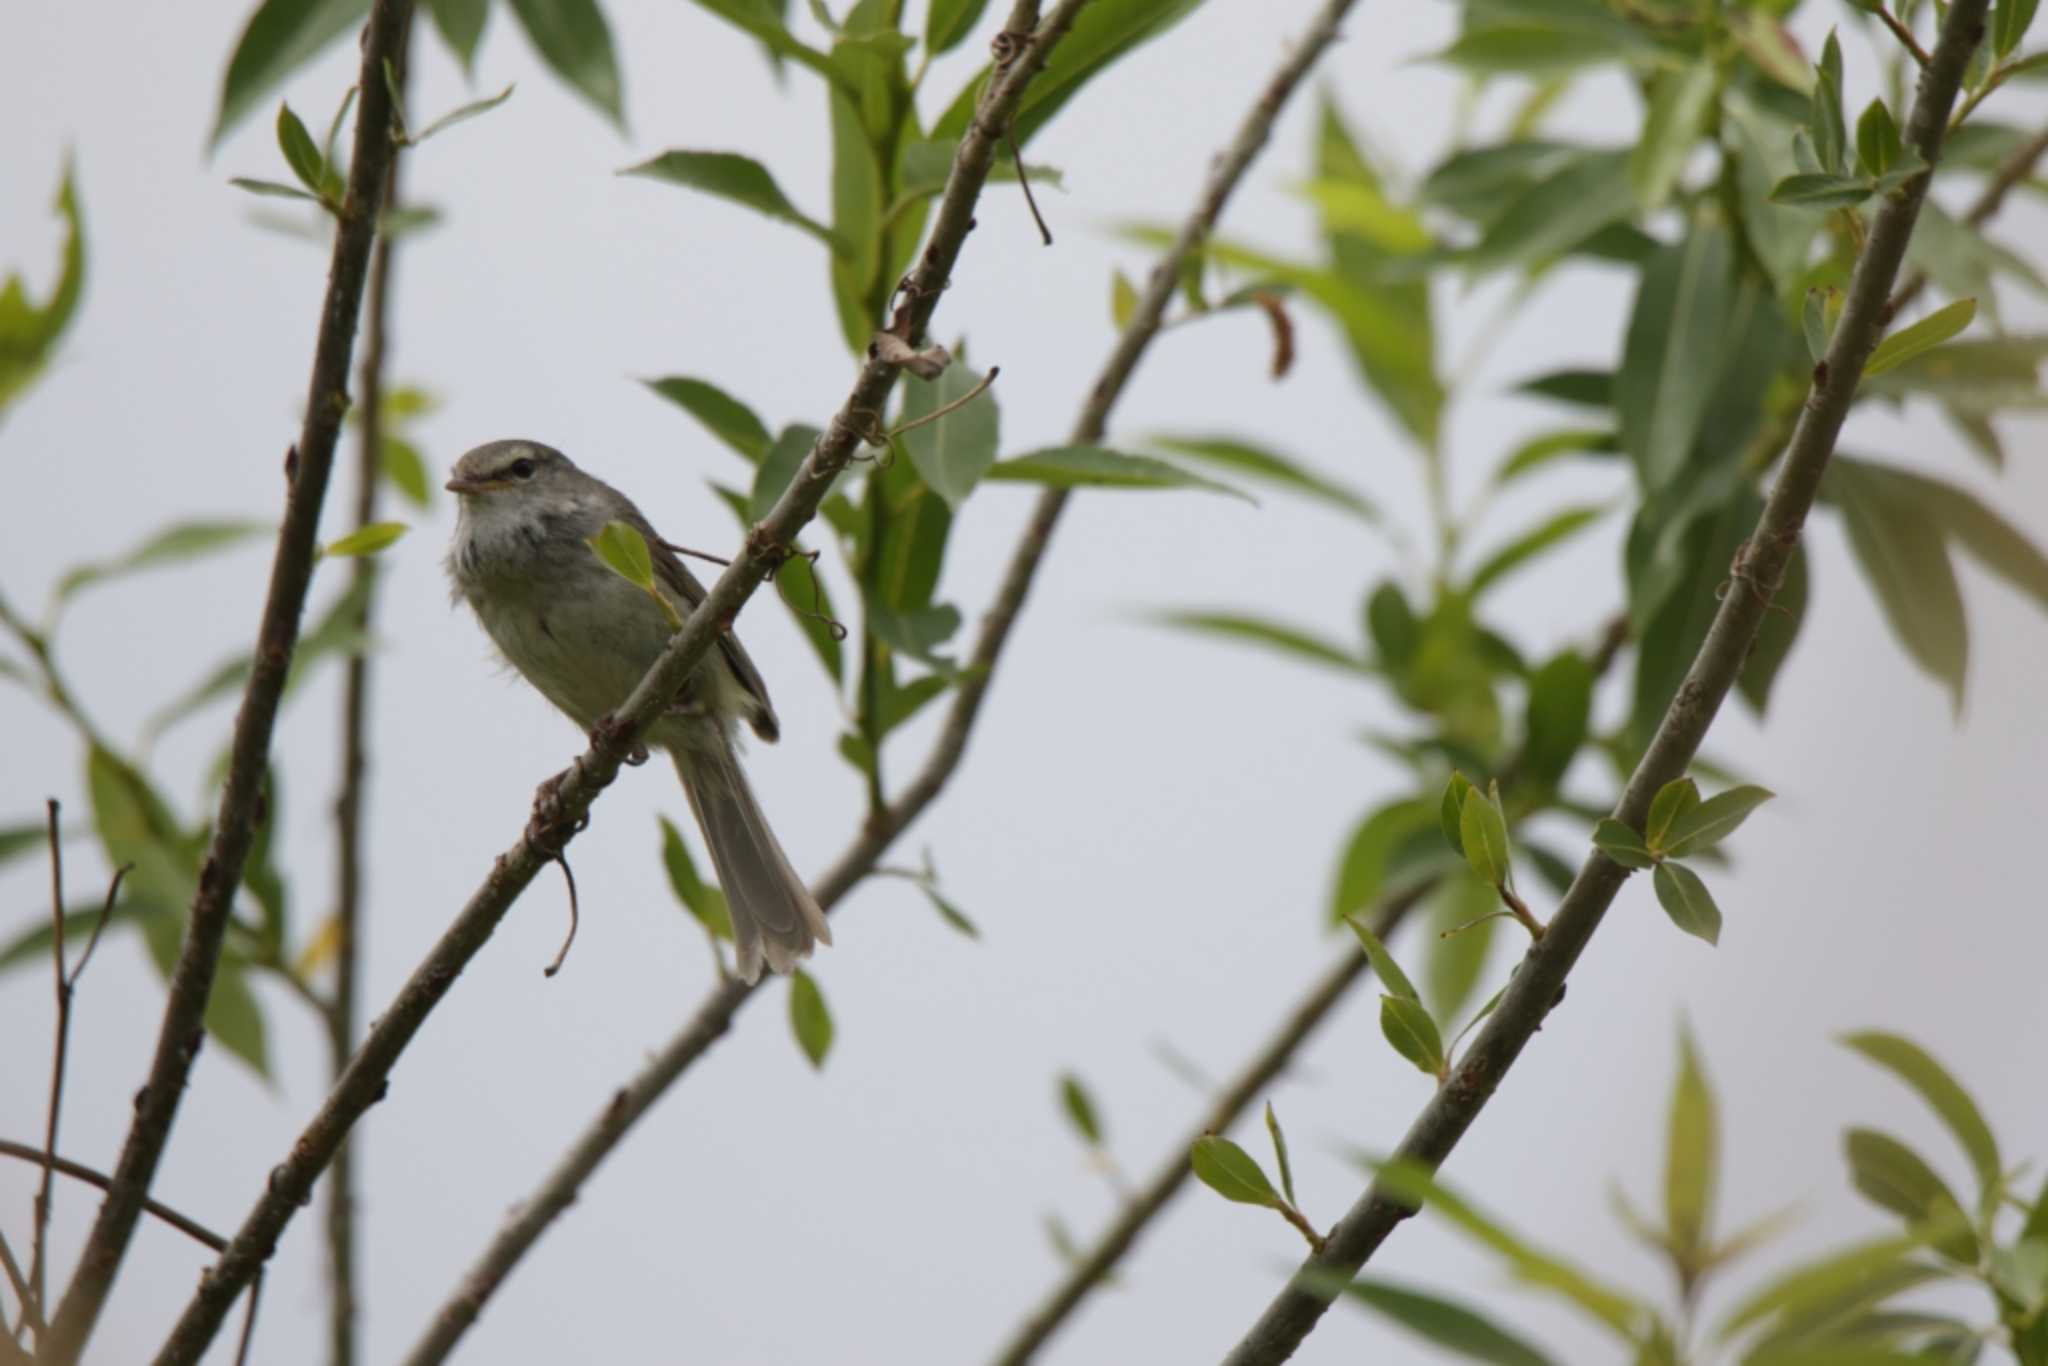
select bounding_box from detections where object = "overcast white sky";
[4,2,2046,1363]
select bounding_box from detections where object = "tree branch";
[325,36,411,1366]
[37,5,417,1358]
[394,7,1363,1358]
[1220,5,1991,1361]
[148,8,1090,1363]
[1888,118,2048,314]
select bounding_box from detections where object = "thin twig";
[1009,134,1053,244]
[887,365,1000,440]
[1875,5,1932,67]
[399,5,1369,1360]
[152,8,1090,1362]
[327,32,413,1358]
[0,1141,227,1253]
[37,3,418,1358]
[540,854,580,978]
[1221,6,1990,1360]
[0,1231,34,1343]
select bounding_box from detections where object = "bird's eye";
[509,458,537,480]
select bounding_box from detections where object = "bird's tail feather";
[672,740,830,984]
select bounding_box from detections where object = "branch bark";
[1220,5,1991,1361]
[325,39,410,1366]
[395,8,1363,1358]
[37,2,417,1358]
[149,7,1089,1362]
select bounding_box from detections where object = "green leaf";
[1330,799,1442,927]
[1666,1025,1719,1262]
[379,436,430,508]
[1496,428,1619,486]
[0,823,48,868]
[228,178,323,203]
[0,901,148,975]
[1618,225,1738,491]
[1371,1160,1645,1337]
[1652,862,1722,945]
[587,519,656,589]
[918,882,978,938]
[1264,1102,1297,1208]
[1381,995,1447,1076]
[982,446,1251,500]
[623,151,839,250]
[1458,786,1510,888]
[1593,818,1655,869]
[1522,651,1592,787]
[54,520,269,606]
[1866,299,1977,378]
[426,0,489,71]
[749,423,823,522]
[1632,61,1717,210]
[1811,30,1846,174]
[1327,1275,1559,1366]
[1150,610,1366,674]
[901,362,999,509]
[1716,1228,1951,1340]
[322,521,408,558]
[506,0,624,125]
[1856,99,1903,178]
[211,0,371,147]
[1190,1134,1282,1208]
[1768,173,1875,209]
[275,102,332,199]
[411,83,517,145]
[1646,778,1701,850]
[924,0,992,54]
[1060,1072,1104,1146]
[1468,505,1608,598]
[1440,773,1476,859]
[1827,459,1968,709]
[206,960,271,1076]
[1662,786,1774,858]
[864,595,962,671]
[1424,871,1499,1025]
[788,968,834,1068]
[1110,268,1138,329]
[1148,436,1382,524]
[1839,1032,2000,1205]
[1368,582,1421,671]
[1994,0,2042,57]
[827,89,885,353]
[1517,368,1613,409]
[1346,914,1422,1003]
[1844,1128,1977,1261]
[1465,149,1634,276]
[659,815,733,940]
[688,0,848,89]
[1431,24,1653,78]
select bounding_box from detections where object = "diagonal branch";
[148,7,1090,1363]
[1220,4,1992,1361]
[395,7,1365,1358]
[37,2,417,1358]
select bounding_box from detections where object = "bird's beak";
[444,476,495,495]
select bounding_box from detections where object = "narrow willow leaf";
[924,0,992,55]
[1827,460,1968,709]
[1059,1072,1104,1146]
[1265,1102,1297,1208]
[587,520,655,588]
[411,83,516,145]
[1839,1033,2001,1203]
[1347,915,1422,1003]
[1662,786,1774,858]
[1666,1026,1719,1263]
[1769,173,1875,208]
[1150,610,1366,674]
[646,376,772,462]
[1715,1228,1949,1340]
[1440,772,1475,859]
[788,969,834,1068]
[229,177,322,202]
[379,436,430,508]
[983,445,1252,500]
[901,360,999,508]
[920,884,978,938]
[427,0,488,70]
[1465,149,1633,275]
[1594,819,1656,870]
[623,151,839,250]
[1844,1128,1978,1261]
[1496,428,1618,486]
[1468,505,1608,598]
[1653,862,1722,945]
[506,0,624,124]
[1366,581,1420,670]
[1424,872,1498,1025]
[1191,1134,1282,1208]
[1111,268,1138,328]
[1812,30,1846,173]
[322,521,408,558]
[1995,0,2043,57]
[659,815,733,940]
[1149,435,1382,524]
[54,520,270,605]
[207,961,271,1076]
[1381,994,1446,1077]
[1856,98,1903,178]
[1865,299,1977,377]
[1370,1160,1646,1337]
[1522,651,1593,787]
[1646,778,1701,851]
[1459,789,1510,888]
[276,101,331,197]
[1631,61,1717,210]
[212,0,371,146]
[1619,225,1736,490]
[1327,1275,1559,1366]
[749,424,823,521]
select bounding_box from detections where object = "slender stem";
[1220,6,1990,1360]
[394,8,1363,1359]
[0,1141,228,1254]
[324,36,409,1366]
[29,803,64,1342]
[150,9,1089,1362]
[0,1231,33,1344]
[35,4,418,1358]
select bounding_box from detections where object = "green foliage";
[788,968,834,1068]
[623,150,842,251]
[659,815,734,942]
[0,163,86,422]
[645,375,774,462]
[321,521,408,558]
[1191,1134,1283,1208]
[900,359,999,508]
[982,445,1251,498]
[1059,1073,1104,1147]
[505,0,624,124]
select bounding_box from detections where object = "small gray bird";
[444,439,830,982]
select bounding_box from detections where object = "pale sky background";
[3,2,2046,1364]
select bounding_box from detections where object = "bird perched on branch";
[444,438,829,982]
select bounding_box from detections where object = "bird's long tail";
[672,737,830,983]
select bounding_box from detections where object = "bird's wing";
[632,508,781,743]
